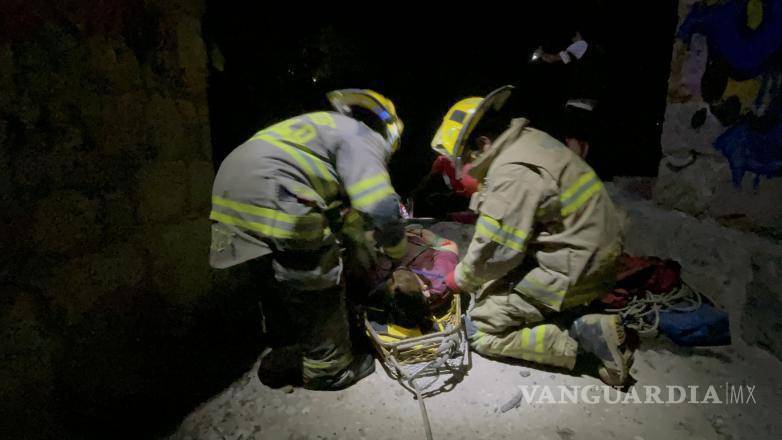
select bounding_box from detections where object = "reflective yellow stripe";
[289,183,322,202]
[264,118,317,144]
[303,351,352,373]
[347,173,390,196]
[347,173,397,209]
[560,171,603,217]
[561,181,602,217]
[511,326,548,364]
[384,237,407,259]
[561,171,596,200]
[472,330,487,345]
[211,196,325,241]
[302,149,336,193]
[253,133,328,197]
[249,119,339,199]
[518,276,566,309]
[213,195,301,225]
[475,215,526,253]
[352,186,395,209]
[302,359,332,370]
[475,222,503,244]
[210,211,300,240]
[482,216,527,242]
[308,112,336,128]
[527,276,566,298]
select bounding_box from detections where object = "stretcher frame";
[364,293,464,371]
[363,294,468,440]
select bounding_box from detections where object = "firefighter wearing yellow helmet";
[434,86,632,386]
[209,89,406,390]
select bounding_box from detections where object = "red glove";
[445,271,461,293]
[431,156,479,198]
[431,155,452,174]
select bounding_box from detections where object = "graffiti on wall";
[674,0,782,187]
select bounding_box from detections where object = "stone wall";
[656,0,782,237]
[0,1,259,438]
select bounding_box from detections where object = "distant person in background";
[533,29,605,175]
[535,30,589,66]
[533,29,605,111]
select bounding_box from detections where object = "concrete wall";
[0,2,260,437]
[656,0,782,237]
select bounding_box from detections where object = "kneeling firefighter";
[209,89,407,390]
[435,86,633,385]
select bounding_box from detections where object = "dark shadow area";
[55,264,267,439]
[204,2,678,188]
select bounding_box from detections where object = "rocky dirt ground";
[170,218,782,440]
[170,339,781,440]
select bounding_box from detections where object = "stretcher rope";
[404,325,461,440]
[605,282,702,336]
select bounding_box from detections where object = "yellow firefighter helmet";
[431,85,514,162]
[327,89,404,153]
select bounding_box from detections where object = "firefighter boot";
[303,353,375,391]
[570,314,633,386]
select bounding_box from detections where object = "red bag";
[600,254,682,308]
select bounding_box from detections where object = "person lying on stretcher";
[363,227,459,339]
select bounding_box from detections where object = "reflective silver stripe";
[211,196,325,241]
[560,171,603,217]
[347,173,395,210]
[475,215,526,252]
[517,278,566,308]
[251,132,338,199]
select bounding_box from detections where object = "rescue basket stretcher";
[363,293,469,440]
[364,294,464,369]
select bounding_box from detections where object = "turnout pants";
[469,275,581,370]
[262,241,353,383]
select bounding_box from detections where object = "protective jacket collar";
[469,118,530,181]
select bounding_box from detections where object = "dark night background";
[205,2,678,193]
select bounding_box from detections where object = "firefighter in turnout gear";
[437,86,632,386]
[209,89,407,390]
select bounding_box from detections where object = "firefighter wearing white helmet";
[434,86,631,386]
[209,89,406,390]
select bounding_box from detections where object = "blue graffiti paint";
[714,104,782,187]
[678,0,782,80]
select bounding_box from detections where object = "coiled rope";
[605,282,702,336]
